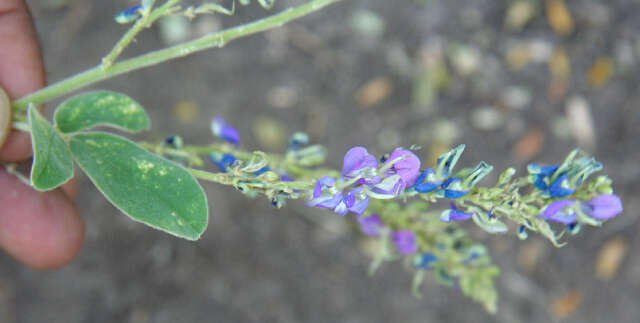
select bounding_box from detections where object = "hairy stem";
[102,0,181,69]
[12,0,342,112]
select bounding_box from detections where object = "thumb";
[0,87,10,148]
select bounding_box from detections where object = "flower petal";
[585,194,623,220]
[539,199,577,224]
[342,146,378,178]
[392,230,418,255]
[356,214,383,237]
[385,148,421,187]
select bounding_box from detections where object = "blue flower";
[253,166,270,176]
[528,164,576,198]
[546,174,576,197]
[528,151,603,198]
[412,168,443,193]
[164,135,183,149]
[517,225,528,240]
[211,117,240,147]
[414,253,438,269]
[440,203,473,222]
[528,164,559,190]
[208,153,236,172]
[289,132,309,151]
[115,5,142,24]
[437,178,469,199]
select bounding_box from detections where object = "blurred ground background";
[1,0,640,322]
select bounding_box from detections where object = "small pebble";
[505,0,537,32]
[501,86,532,110]
[470,106,505,131]
[528,39,553,63]
[267,86,298,109]
[350,9,386,39]
[566,95,596,151]
[449,44,481,76]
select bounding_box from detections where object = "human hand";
[0,0,83,269]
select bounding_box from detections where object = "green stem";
[102,0,180,69]
[12,0,342,112]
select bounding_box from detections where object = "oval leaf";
[28,105,74,191]
[54,91,150,133]
[69,132,208,240]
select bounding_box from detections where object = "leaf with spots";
[28,104,74,191]
[54,91,150,133]
[69,132,208,240]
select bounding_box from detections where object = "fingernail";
[0,87,12,148]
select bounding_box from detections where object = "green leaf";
[54,91,150,133]
[69,132,208,240]
[28,105,74,191]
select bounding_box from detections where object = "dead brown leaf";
[595,236,628,281]
[355,76,394,108]
[513,127,545,161]
[588,57,614,88]
[550,290,582,318]
[546,0,574,36]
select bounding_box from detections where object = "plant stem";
[102,0,180,69]
[12,0,342,112]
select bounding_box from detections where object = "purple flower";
[334,186,370,215]
[307,177,370,216]
[539,199,577,224]
[440,203,473,222]
[356,214,384,237]
[307,176,343,210]
[583,194,623,220]
[368,174,403,198]
[539,194,622,224]
[383,148,421,189]
[211,117,240,147]
[341,146,380,184]
[344,187,370,214]
[392,230,418,255]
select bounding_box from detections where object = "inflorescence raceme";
[147,116,622,313]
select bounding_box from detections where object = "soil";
[1,0,639,322]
